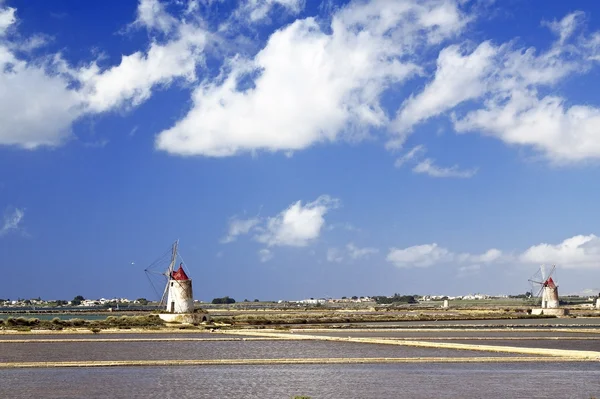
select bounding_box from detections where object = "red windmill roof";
[544,277,556,288]
[171,264,189,281]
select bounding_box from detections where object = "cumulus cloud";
[394,42,497,135]
[454,91,600,163]
[0,1,206,149]
[399,11,600,163]
[134,0,178,33]
[387,234,600,271]
[6,0,600,169]
[222,217,260,243]
[519,234,600,269]
[155,0,468,156]
[0,207,24,236]
[222,195,339,248]
[256,195,339,247]
[78,2,207,114]
[0,4,84,148]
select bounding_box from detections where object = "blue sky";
[2,0,600,302]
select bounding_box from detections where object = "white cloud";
[0,3,85,149]
[240,0,305,23]
[6,1,600,167]
[346,242,378,259]
[458,248,502,264]
[155,0,468,156]
[519,234,600,269]
[326,247,343,263]
[387,234,600,271]
[222,217,260,243]
[0,1,206,149]
[543,11,585,46]
[135,0,178,33]
[258,248,273,262]
[395,145,476,178]
[386,243,502,269]
[79,21,207,114]
[0,6,15,35]
[0,207,24,236]
[395,10,600,163]
[387,243,453,268]
[412,158,477,178]
[222,195,339,248]
[394,145,426,167]
[256,195,339,247]
[454,91,600,163]
[394,42,497,135]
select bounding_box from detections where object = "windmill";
[144,240,194,313]
[528,265,559,309]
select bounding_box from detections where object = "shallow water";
[307,330,600,339]
[431,339,600,352]
[1,363,599,399]
[0,339,528,363]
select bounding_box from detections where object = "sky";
[2,0,600,302]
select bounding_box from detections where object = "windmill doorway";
[170,302,175,313]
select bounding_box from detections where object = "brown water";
[1,363,599,398]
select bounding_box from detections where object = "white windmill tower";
[528,265,568,316]
[163,240,194,313]
[145,240,207,323]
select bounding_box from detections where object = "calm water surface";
[0,340,529,363]
[1,363,598,399]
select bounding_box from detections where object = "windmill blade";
[160,280,169,307]
[535,285,544,298]
[528,279,544,285]
[540,264,547,281]
[546,265,556,281]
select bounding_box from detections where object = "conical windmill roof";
[171,264,190,281]
[544,277,556,288]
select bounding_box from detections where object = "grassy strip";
[0,356,593,369]
[0,315,166,331]
[0,337,283,343]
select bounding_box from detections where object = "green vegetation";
[0,315,165,331]
[212,296,236,304]
[136,298,149,305]
[71,295,85,306]
[373,294,418,304]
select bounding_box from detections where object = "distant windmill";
[144,240,194,313]
[528,265,559,309]
[143,240,209,324]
